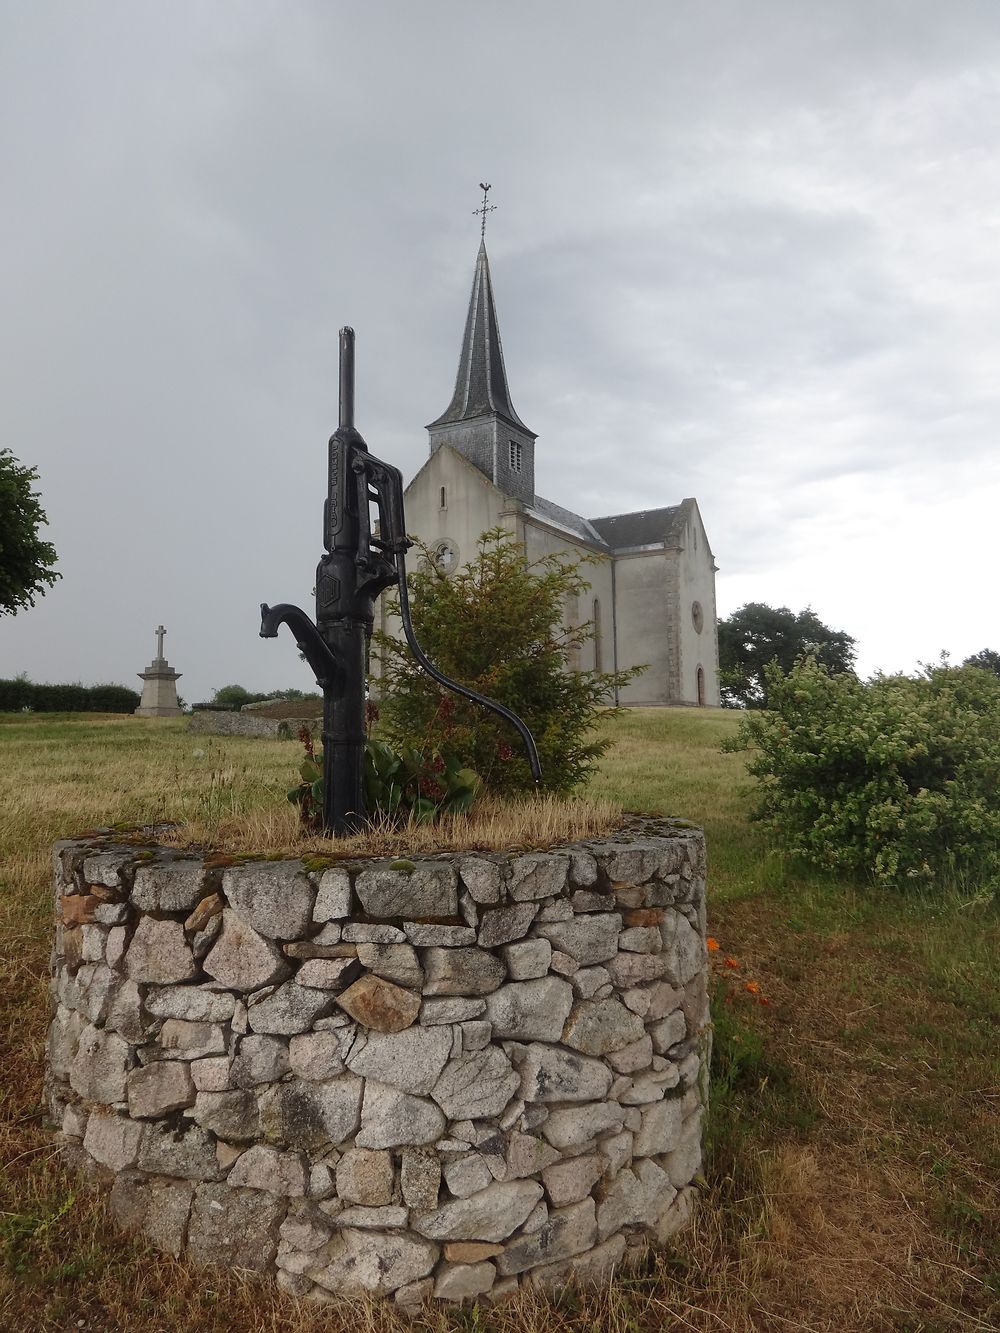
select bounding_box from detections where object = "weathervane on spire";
[473,182,496,240]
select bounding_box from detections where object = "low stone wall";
[47,821,710,1310]
[187,711,321,739]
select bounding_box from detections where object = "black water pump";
[260,327,540,836]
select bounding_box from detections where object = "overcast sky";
[3,1,999,704]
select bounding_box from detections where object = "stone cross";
[135,624,181,716]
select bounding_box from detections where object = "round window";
[432,539,460,575]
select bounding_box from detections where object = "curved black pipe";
[393,554,542,785]
[259,603,345,697]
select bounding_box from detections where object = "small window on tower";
[440,486,447,510]
[509,439,522,473]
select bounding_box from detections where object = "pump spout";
[259,603,345,696]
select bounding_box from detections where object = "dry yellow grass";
[160,793,625,858]
[1,710,997,1332]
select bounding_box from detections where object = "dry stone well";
[46,819,710,1309]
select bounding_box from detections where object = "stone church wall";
[674,510,721,707]
[404,446,508,566]
[387,443,720,708]
[519,520,615,675]
[611,549,674,704]
[47,823,709,1308]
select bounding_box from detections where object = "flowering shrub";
[725,656,1000,889]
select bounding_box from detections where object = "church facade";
[382,240,720,707]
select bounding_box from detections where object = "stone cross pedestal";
[134,625,182,717]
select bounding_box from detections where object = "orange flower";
[706,937,720,952]
[745,980,760,994]
[758,996,770,1006]
[724,957,739,969]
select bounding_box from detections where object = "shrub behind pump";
[260,327,540,836]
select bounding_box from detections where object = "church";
[382,236,721,707]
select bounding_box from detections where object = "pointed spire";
[427,241,536,437]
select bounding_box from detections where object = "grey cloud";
[3,1,1000,698]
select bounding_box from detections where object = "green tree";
[0,449,60,616]
[963,648,1000,678]
[373,528,643,795]
[718,602,856,708]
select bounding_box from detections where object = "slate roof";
[528,496,610,548]
[589,501,693,550]
[524,498,698,553]
[427,241,536,438]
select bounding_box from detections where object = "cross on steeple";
[473,182,496,240]
[426,204,537,504]
[155,625,166,659]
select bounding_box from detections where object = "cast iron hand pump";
[261,327,541,836]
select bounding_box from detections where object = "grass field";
[0,709,996,1331]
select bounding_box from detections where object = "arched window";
[565,592,580,671]
[697,666,705,707]
[593,597,602,672]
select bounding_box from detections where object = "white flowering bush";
[725,657,1000,888]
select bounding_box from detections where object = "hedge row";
[0,679,141,713]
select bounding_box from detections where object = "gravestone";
[134,625,182,717]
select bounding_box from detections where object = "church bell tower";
[426,199,536,505]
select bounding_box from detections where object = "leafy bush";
[364,739,480,823]
[0,678,140,713]
[87,684,144,712]
[210,684,256,710]
[206,684,321,712]
[724,656,1000,888]
[288,729,479,830]
[0,677,31,710]
[373,529,642,795]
